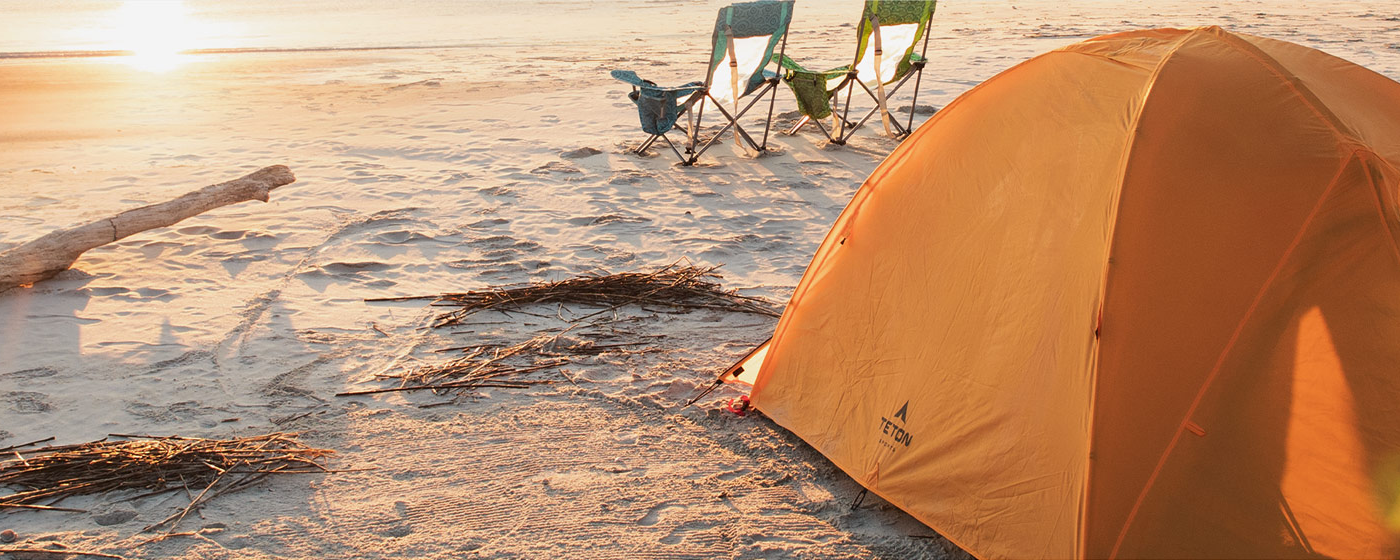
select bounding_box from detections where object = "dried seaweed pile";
[338,326,670,399]
[368,263,781,328]
[0,433,332,532]
[348,263,780,401]
[338,334,567,397]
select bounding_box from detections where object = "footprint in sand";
[372,230,436,244]
[637,501,683,526]
[466,236,541,253]
[608,169,653,185]
[561,147,602,159]
[3,367,59,379]
[125,400,204,423]
[208,230,247,240]
[2,391,54,414]
[478,185,516,197]
[530,161,582,175]
[440,172,472,185]
[320,261,394,275]
[660,520,723,545]
[566,215,651,227]
[466,218,508,229]
[176,226,220,236]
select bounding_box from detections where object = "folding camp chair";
[612,0,794,165]
[775,0,935,144]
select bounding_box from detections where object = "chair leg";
[687,96,707,152]
[691,93,763,161]
[850,81,885,138]
[759,78,781,152]
[835,79,858,145]
[811,117,840,144]
[894,120,913,141]
[691,118,754,163]
[904,64,927,139]
[720,89,773,151]
[686,81,785,163]
[636,134,661,154]
[846,70,923,140]
[659,134,691,165]
[785,115,811,136]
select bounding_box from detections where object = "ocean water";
[0,0,830,57]
[2,0,1396,79]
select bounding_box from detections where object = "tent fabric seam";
[1211,29,1363,148]
[1106,150,1359,558]
[751,43,1068,559]
[756,42,1089,393]
[1105,28,1388,554]
[1359,151,1400,272]
[1090,28,1196,560]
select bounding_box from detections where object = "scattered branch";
[0,548,124,559]
[0,433,332,534]
[366,263,781,328]
[0,165,296,292]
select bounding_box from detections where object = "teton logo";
[878,400,914,450]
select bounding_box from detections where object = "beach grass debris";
[366,262,782,328]
[0,433,332,533]
[338,326,668,398]
[0,547,124,559]
[338,332,573,397]
[347,262,772,400]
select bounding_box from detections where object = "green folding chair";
[612,0,795,165]
[775,0,936,144]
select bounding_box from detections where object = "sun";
[113,1,198,72]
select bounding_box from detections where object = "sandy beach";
[2,1,1398,558]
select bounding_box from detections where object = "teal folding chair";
[612,0,795,165]
[775,0,936,144]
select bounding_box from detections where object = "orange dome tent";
[726,26,1400,559]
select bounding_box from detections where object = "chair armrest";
[610,70,705,94]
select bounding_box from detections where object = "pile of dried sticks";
[367,263,782,328]
[337,334,566,397]
[0,433,332,532]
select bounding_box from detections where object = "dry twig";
[0,548,124,559]
[339,332,574,397]
[350,263,778,400]
[366,263,781,328]
[0,433,332,533]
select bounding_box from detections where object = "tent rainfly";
[726,26,1400,559]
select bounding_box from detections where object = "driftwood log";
[0,165,295,292]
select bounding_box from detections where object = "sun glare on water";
[113,0,199,72]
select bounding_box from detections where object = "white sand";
[1,1,1397,558]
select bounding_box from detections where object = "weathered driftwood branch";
[0,165,295,292]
